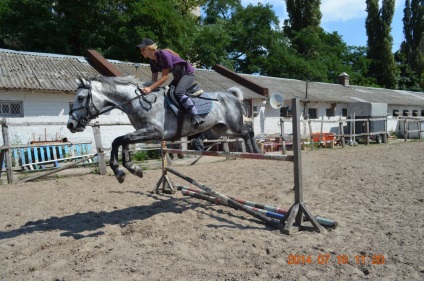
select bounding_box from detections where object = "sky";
[241,0,405,51]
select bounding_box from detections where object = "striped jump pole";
[179,186,289,214]
[179,186,337,228]
[166,167,280,229]
[181,189,285,220]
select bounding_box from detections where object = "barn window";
[308,108,317,119]
[326,108,335,117]
[0,101,23,117]
[329,103,336,116]
[342,108,347,117]
[280,107,292,117]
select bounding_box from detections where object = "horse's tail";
[227,87,252,123]
[227,87,244,102]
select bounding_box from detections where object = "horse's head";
[67,77,102,133]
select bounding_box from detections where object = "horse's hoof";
[115,170,126,183]
[134,167,144,178]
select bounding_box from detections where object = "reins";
[71,82,158,119]
[96,84,157,116]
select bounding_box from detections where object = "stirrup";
[191,114,205,128]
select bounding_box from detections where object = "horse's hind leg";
[110,136,126,183]
[245,123,261,153]
[237,122,260,153]
[244,135,261,153]
[122,143,143,178]
[241,134,261,153]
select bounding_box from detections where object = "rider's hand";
[142,87,152,94]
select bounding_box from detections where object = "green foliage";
[398,0,424,90]
[390,130,398,138]
[284,0,322,38]
[288,27,355,83]
[365,0,399,89]
[346,46,377,86]
[90,167,101,175]
[0,0,198,60]
[189,21,232,68]
[132,150,160,162]
[133,151,148,162]
[0,0,420,92]
[226,3,282,73]
[202,0,241,24]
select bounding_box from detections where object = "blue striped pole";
[178,186,337,228]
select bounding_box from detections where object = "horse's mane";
[89,76,151,93]
[97,76,139,85]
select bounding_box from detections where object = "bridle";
[68,84,100,127]
[69,81,158,127]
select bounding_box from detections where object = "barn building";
[1,48,423,149]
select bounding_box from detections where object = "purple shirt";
[150,50,195,80]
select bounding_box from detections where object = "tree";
[174,0,206,18]
[284,0,322,38]
[0,0,65,52]
[398,0,424,90]
[0,0,199,61]
[105,0,198,62]
[188,21,232,69]
[346,46,377,86]
[226,3,282,74]
[289,27,356,83]
[365,0,399,88]
[188,0,242,68]
[195,1,292,73]
[202,0,241,24]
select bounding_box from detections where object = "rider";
[137,38,205,128]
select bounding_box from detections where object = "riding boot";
[191,114,205,128]
[179,95,205,128]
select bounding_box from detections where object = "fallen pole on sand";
[181,188,285,220]
[166,167,280,229]
[179,186,289,214]
[178,186,338,228]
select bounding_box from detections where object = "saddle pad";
[165,92,214,116]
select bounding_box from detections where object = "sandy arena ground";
[0,141,423,280]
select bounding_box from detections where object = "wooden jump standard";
[155,98,325,235]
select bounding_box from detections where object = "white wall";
[1,91,420,151]
[251,100,401,137]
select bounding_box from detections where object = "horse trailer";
[345,102,388,143]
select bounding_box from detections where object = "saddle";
[165,84,215,116]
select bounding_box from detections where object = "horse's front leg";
[110,136,127,183]
[122,143,144,178]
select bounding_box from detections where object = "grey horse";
[67,76,260,183]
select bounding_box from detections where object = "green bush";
[133,150,161,161]
[133,151,148,161]
[147,150,160,159]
